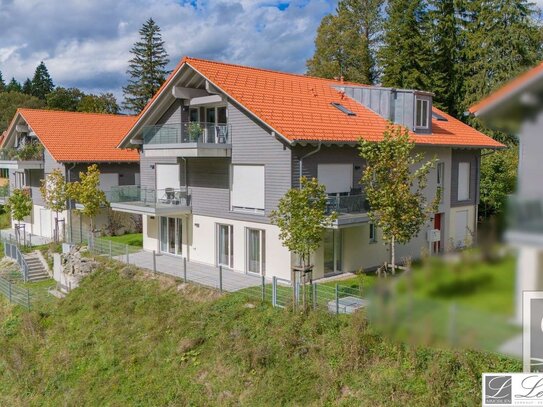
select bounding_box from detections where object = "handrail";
[3,240,29,281]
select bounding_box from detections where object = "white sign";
[426,229,440,243]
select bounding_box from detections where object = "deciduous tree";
[6,188,33,245]
[46,87,84,111]
[0,92,45,132]
[78,93,119,114]
[40,169,69,242]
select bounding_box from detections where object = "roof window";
[431,111,448,121]
[331,102,356,116]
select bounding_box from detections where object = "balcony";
[108,185,192,216]
[142,122,231,158]
[505,195,543,246]
[0,143,44,170]
[325,194,369,228]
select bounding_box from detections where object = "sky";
[0,0,336,101]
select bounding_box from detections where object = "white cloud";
[0,0,336,101]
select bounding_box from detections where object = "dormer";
[336,85,435,134]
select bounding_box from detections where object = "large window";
[159,217,183,255]
[231,165,265,214]
[246,228,265,275]
[415,98,430,129]
[457,162,470,201]
[217,224,233,268]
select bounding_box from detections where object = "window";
[317,164,353,194]
[369,223,377,243]
[231,165,265,214]
[437,162,445,203]
[217,224,233,268]
[457,162,470,201]
[331,102,356,116]
[189,108,199,122]
[246,228,265,275]
[415,98,430,129]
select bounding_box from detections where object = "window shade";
[231,165,265,210]
[317,164,353,194]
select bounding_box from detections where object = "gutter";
[298,142,322,188]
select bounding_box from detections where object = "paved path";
[117,250,264,292]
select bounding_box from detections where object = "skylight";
[432,112,448,121]
[331,102,356,116]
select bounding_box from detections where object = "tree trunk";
[390,235,396,275]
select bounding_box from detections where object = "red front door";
[434,213,442,253]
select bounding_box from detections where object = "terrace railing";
[325,194,367,214]
[107,185,192,207]
[143,122,231,145]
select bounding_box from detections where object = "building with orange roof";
[0,109,140,243]
[112,56,502,282]
[470,61,543,324]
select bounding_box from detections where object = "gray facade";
[450,149,480,207]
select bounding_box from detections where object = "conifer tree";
[22,78,32,95]
[31,61,54,100]
[6,77,22,93]
[379,0,432,90]
[307,0,383,84]
[123,18,170,113]
[0,71,5,93]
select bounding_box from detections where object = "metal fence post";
[261,275,265,302]
[335,283,339,315]
[219,266,223,293]
[272,276,277,307]
[183,257,187,282]
[29,233,32,247]
[109,240,112,259]
[152,250,156,274]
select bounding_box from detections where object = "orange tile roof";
[12,109,139,162]
[469,61,543,115]
[129,57,503,149]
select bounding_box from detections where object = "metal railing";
[4,240,29,281]
[506,195,543,234]
[325,194,367,214]
[0,275,31,308]
[107,186,192,207]
[143,122,231,145]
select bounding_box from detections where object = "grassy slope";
[0,261,520,406]
[100,233,143,247]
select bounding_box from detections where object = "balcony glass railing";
[143,122,231,145]
[0,143,44,161]
[507,195,543,234]
[325,194,367,214]
[107,185,191,207]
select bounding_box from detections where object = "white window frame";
[415,98,430,129]
[216,223,234,268]
[245,228,265,276]
[457,162,470,201]
[437,162,445,203]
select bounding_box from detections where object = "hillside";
[0,260,520,406]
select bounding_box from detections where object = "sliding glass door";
[246,228,265,275]
[217,224,233,268]
[159,217,183,255]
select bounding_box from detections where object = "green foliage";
[306,0,383,84]
[46,87,84,111]
[5,77,22,93]
[21,78,32,95]
[270,177,337,269]
[0,264,520,405]
[479,148,518,218]
[6,188,32,223]
[77,93,119,114]
[67,164,109,231]
[30,61,54,100]
[10,141,44,161]
[0,71,5,93]
[0,91,45,132]
[123,18,170,113]
[101,233,143,247]
[40,168,68,215]
[359,125,439,272]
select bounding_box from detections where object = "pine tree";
[31,61,54,100]
[427,0,462,115]
[379,0,432,90]
[5,77,22,93]
[22,78,32,95]
[123,18,170,113]
[0,71,5,93]
[306,0,383,84]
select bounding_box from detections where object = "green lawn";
[101,233,143,247]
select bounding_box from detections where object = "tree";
[379,0,432,91]
[270,177,337,307]
[6,188,33,245]
[67,164,109,233]
[5,77,22,93]
[78,93,120,114]
[46,87,84,111]
[0,71,5,93]
[22,78,32,95]
[0,92,45,132]
[479,147,518,219]
[123,18,170,113]
[359,125,440,274]
[307,0,383,84]
[40,169,69,242]
[31,61,54,100]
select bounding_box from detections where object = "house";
[470,62,543,321]
[0,109,140,241]
[114,57,502,282]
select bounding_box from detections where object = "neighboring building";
[114,57,502,282]
[0,109,140,241]
[470,62,543,321]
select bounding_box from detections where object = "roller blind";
[156,164,180,190]
[317,164,353,194]
[231,165,265,211]
[457,162,470,201]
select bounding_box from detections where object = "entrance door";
[324,229,342,275]
[217,224,233,268]
[159,217,183,255]
[246,228,265,275]
[433,213,442,253]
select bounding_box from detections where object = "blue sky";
[0,0,337,101]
